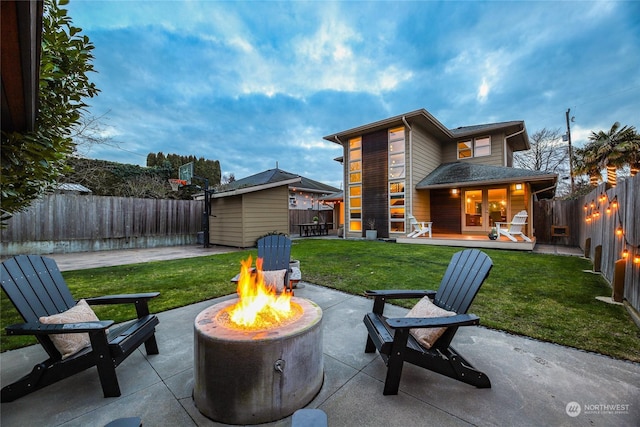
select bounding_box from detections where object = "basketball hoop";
[169,179,187,191]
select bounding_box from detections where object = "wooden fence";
[534,175,640,313]
[1,194,203,255]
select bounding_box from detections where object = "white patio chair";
[407,214,432,238]
[496,210,531,242]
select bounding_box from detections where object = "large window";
[348,137,362,231]
[388,127,405,232]
[458,136,491,159]
[388,127,405,179]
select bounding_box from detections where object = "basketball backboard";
[179,162,193,185]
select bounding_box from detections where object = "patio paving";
[1,245,638,426]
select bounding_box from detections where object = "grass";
[2,239,639,362]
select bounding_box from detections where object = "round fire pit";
[193,297,323,425]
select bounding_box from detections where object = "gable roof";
[416,162,557,199]
[213,168,339,198]
[323,108,530,151]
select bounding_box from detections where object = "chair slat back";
[1,255,75,322]
[509,211,528,233]
[257,235,291,271]
[434,249,493,314]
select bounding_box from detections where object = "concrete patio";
[1,279,639,426]
[1,244,639,426]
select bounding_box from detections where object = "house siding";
[362,129,389,238]
[442,133,505,166]
[409,123,441,222]
[430,188,462,233]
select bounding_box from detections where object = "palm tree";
[573,141,602,187]
[620,128,640,176]
[587,122,635,187]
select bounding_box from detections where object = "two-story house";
[323,109,557,242]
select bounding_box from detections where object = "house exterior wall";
[441,133,507,167]
[409,123,441,222]
[210,185,290,248]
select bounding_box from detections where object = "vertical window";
[388,127,405,232]
[388,127,405,179]
[475,136,491,157]
[458,140,473,158]
[389,181,405,232]
[348,137,362,231]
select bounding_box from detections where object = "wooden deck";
[396,233,536,251]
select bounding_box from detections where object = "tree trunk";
[606,165,617,187]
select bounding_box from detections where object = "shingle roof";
[416,162,557,198]
[217,168,339,194]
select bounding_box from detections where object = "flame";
[226,256,297,329]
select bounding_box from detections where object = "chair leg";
[144,335,159,355]
[383,328,410,395]
[365,335,377,353]
[90,332,121,398]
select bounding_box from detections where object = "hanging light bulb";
[590,200,595,209]
[622,248,629,259]
[606,206,611,215]
[634,253,640,264]
[611,198,618,209]
[616,226,623,236]
[583,203,588,211]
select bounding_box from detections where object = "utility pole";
[565,109,575,194]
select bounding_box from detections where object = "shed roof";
[213,168,339,198]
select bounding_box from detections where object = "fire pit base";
[193,297,323,425]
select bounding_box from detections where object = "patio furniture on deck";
[407,214,432,238]
[1,255,160,402]
[496,210,531,242]
[363,249,493,395]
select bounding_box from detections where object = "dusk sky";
[66,0,640,189]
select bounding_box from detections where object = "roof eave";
[212,177,302,198]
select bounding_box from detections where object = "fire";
[226,256,301,329]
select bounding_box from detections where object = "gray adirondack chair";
[363,249,493,395]
[1,255,160,402]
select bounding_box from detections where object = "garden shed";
[209,171,301,248]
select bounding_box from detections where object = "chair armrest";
[84,292,160,305]
[386,313,479,329]
[6,320,114,335]
[364,289,436,299]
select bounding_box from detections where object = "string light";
[606,206,611,215]
[611,197,618,209]
[622,248,629,259]
[616,226,623,237]
[634,254,640,264]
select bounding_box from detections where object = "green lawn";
[2,239,639,362]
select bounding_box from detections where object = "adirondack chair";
[231,234,297,293]
[1,255,160,402]
[496,210,531,242]
[406,214,432,238]
[363,249,493,395]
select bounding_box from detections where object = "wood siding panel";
[442,133,506,166]
[362,129,389,238]
[430,188,462,233]
[410,124,442,222]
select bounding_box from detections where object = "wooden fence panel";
[0,195,203,255]
[534,175,639,313]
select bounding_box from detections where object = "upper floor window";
[458,136,491,159]
[389,127,405,179]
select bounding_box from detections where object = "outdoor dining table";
[297,223,332,237]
